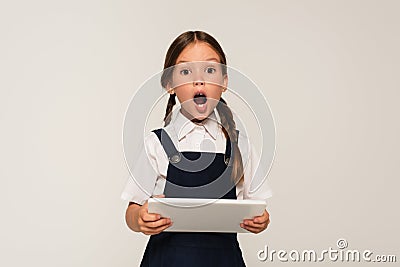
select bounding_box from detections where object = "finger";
[242,218,264,226]
[141,212,162,222]
[142,221,173,235]
[142,195,165,221]
[240,223,264,234]
[241,218,270,232]
[142,194,165,222]
[243,220,263,227]
[249,217,267,224]
[144,217,172,229]
[243,219,266,228]
[253,210,269,223]
[139,202,162,222]
[240,222,260,233]
[148,222,173,235]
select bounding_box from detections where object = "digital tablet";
[147,198,267,233]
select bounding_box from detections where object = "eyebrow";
[176,58,220,64]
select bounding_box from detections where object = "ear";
[221,74,228,92]
[166,83,175,94]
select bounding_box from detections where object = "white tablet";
[147,198,267,233]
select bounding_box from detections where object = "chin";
[186,109,211,121]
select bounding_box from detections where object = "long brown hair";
[160,30,244,184]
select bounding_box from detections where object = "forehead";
[176,42,220,64]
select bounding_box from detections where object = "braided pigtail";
[216,97,244,184]
[163,93,176,127]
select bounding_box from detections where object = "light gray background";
[1,0,399,266]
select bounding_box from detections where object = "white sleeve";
[120,132,168,205]
[243,141,273,201]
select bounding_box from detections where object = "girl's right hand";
[136,195,173,235]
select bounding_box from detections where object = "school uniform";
[121,107,272,267]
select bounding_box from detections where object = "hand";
[240,209,270,234]
[137,194,173,235]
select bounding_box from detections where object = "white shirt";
[120,107,272,205]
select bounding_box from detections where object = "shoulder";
[143,130,160,146]
[143,130,165,158]
[145,126,175,145]
[237,128,251,159]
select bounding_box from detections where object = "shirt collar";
[171,108,221,141]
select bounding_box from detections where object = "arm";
[125,196,173,235]
[122,133,172,235]
[238,137,273,234]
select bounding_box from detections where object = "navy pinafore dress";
[140,128,246,267]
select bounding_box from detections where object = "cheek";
[208,86,223,99]
[175,86,193,102]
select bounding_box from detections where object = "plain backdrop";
[1,0,399,266]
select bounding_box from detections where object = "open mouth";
[193,93,207,105]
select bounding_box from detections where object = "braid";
[163,94,176,126]
[216,97,244,184]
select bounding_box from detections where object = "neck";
[179,108,208,125]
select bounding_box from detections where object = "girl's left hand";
[240,209,270,234]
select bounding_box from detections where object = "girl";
[121,30,272,266]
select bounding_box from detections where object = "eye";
[180,69,191,75]
[205,67,216,74]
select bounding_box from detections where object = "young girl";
[121,30,272,266]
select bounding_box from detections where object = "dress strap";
[152,128,182,164]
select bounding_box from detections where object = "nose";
[193,80,205,86]
[192,67,205,86]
